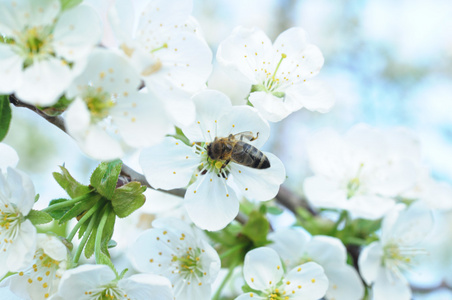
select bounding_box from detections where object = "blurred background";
[3,0,452,299]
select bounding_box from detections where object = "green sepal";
[100,207,116,255]
[240,210,270,247]
[47,198,71,219]
[272,91,285,98]
[53,165,92,198]
[167,126,191,146]
[58,193,101,225]
[40,95,73,116]
[107,240,117,249]
[0,95,12,142]
[84,223,97,259]
[34,194,40,203]
[118,268,128,280]
[266,205,284,215]
[250,84,266,93]
[59,0,82,11]
[27,210,53,225]
[98,251,118,277]
[111,182,146,218]
[90,160,123,200]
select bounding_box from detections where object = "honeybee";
[206,132,270,169]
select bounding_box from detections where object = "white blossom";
[53,264,173,300]
[0,143,19,169]
[217,26,334,122]
[235,247,328,300]
[0,234,69,300]
[129,217,220,300]
[140,89,286,230]
[65,47,173,160]
[303,124,419,219]
[0,0,101,106]
[109,0,213,126]
[358,202,433,300]
[0,167,37,279]
[268,228,364,300]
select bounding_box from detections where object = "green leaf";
[40,95,73,116]
[90,160,123,200]
[241,210,270,247]
[53,166,92,198]
[47,198,71,219]
[27,210,53,225]
[266,206,284,215]
[0,95,12,142]
[111,182,146,218]
[59,0,82,10]
[58,193,101,224]
[168,126,191,146]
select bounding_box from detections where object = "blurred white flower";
[65,48,172,160]
[0,167,37,279]
[0,143,19,169]
[0,234,69,300]
[217,26,334,122]
[109,0,213,126]
[0,0,101,106]
[358,202,433,300]
[303,124,419,219]
[268,228,364,300]
[129,217,220,300]
[53,264,173,300]
[140,89,285,230]
[235,247,328,300]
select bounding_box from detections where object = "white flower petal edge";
[0,143,19,169]
[243,247,284,291]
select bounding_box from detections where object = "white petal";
[305,236,347,267]
[184,173,239,231]
[217,26,273,85]
[64,97,91,138]
[325,265,364,300]
[243,247,283,291]
[52,4,102,61]
[161,90,196,127]
[229,152,285,201]
[56,264,116,300]
[248,92,293,123]
[67,48,141,99]
[0,143,19,169]
[118,273,173,300]
[303,176,349,210]
[273,27,310,58]
[268,227,310,268]
[182,89,232,143]
[285,80,335,113]
[27,0,60,27]
[139,137,199,190]
[147,31,213,94]
[110,93,172,148]
[0,45,23,94]
[235,293,266,300]
[372,267,411,300]
[137,0,192,30]
[347,195,395,220]
[5,220,36,274]
[37,234,67,261]
[79,125,124,161]
[177,281,211,300]
[129,228,177,275]
[358,242,383,285]
[16,58,72,106]
[216,105,270,149]
[285,262,328,300]
[6,167,35,216]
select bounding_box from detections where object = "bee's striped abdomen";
[232,142,270,169]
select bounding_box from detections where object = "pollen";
[194,190,197,193]
[108,68,114,73]
[99,72,105,79]
[226,194,229,197]
[298,285,302,289]
[245,188,248,191]
[173,171,176,174]
[131,117,136,122]
[277,265,280,270]
[311,279,316,283]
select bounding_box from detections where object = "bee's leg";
[221,159,231,169]
[250,132,259,141]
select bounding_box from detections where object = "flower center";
[194,143,231,178]
[346,163,364,199]
[0,203,21,247]
[86,282,125,300]
[172,246,205,279]
[382,242,426,279]
[13,26,55,67]
[251,53,287,98]
[82,87,116,121]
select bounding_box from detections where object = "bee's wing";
[232,131,256,142]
